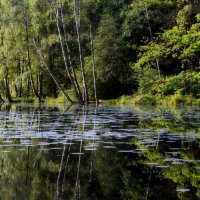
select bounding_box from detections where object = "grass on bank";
[114,93,200,106]
[3,93,200,107]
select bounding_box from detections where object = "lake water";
[0,103,200,200]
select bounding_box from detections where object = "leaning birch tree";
[55,0,84,104]
[33,39,74,104]
[74,0,89,105]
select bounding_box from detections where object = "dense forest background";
[0,0,200,105]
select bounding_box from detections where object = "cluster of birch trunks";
[34,0,98,105]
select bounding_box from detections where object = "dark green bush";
[150,71,200,97]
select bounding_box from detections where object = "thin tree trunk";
[33,39,74,104]
[55,3,83,104]
[155,58,161,77]
[24,18,39,98]
[48,48,59,98]
[26,74,30,98]
[144,3,153,41]
[19,61,23,97]
[4,76,12,102]
[14,84,18,98]
[16,60,23,98]
[59,0,83,104]
[37,65,43,102]
[3,65,13,102]
[74,0,89,104]
[144,2,161,77]
[89,25,98,106]
[20,58,26,98]
[0,95,4,104]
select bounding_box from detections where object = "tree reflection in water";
[0,104,200,199]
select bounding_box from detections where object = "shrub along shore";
[3,70,200,107]
[104,71,200,106]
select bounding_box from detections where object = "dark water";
[0,104,200,200]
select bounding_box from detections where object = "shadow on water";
[0,103,200,199]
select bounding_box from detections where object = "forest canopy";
[0,0,199,104]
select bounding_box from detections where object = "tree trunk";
[74,0,89,104]
[59,0,83,104]
[26,75,30,98]
[14,84,18,98]
[144,2,161,77]
[20,58,26,98]
[155,58,161,77]
[89,25,98,106]
[55,3,83,104]
[33,39,74,104]
[37,65,43,102]
[0,95,4,104]
[16,60,23,98]
[48,49,58,98]
[24,17,39,98]
[3,65,13,103]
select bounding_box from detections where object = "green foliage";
[152,71,200,97]
[0,0,199,104]
[134,11,200,74]
[95,13,124,82]
[177,4,193,30]
[44,89,77,105]
[161,93,194,106]
[132,94,157,105]
[94,12,134,99]
[135,67,159,94]
[117,95,134,105]
[126,70,200,106]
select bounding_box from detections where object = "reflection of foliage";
[135,106,200,138]
[93,145,123,199]
[0,104,200,199]
[0,146,64,199]
[122,170,145,199]
[136,130,200,199]
[130,106,200,199]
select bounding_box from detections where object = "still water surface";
[0,104,200,199]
